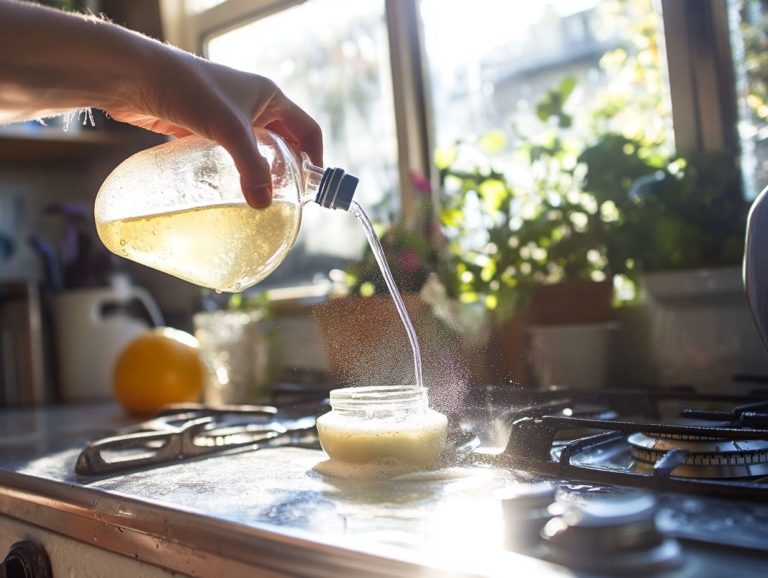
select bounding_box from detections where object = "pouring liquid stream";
[349,201,424,389]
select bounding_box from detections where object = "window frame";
[160,0,432,227]
[661,0,739,156]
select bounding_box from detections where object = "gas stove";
[482,385,768,494]
[2,386,768,577]
[462,385,768,575]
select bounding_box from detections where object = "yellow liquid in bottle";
[96,201,300,292]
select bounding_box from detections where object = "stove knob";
[502,482,557,552]
[2,541,52,578]
[541,492,682,574]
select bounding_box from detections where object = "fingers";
[238,150,273,209]
[119,53,321,208]
[215,119,273,208]
[256,93,323,167]
[240,158,272,208]
[197,71,320,207]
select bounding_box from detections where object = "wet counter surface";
[2,403,768,578]
[0,402,572,578]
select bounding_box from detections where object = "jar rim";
[328,385,426,411]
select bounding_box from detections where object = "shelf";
[0,129,125,165]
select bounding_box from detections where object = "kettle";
[54,277,163,402]
[745,185,768,353]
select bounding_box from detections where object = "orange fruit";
[113,327,205,415]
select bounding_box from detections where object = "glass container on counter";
[316,385,448,466]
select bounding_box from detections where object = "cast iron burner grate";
[486,386,768,501]
[75,402,325,476]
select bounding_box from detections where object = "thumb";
[220,126,273,208]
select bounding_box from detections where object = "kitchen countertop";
[3,402,768,578]
[0,402,135,455]
[0,402,573,578]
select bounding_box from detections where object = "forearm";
[0,0,322,207]
[0,0,158,123]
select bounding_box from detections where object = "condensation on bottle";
[94,129,357,293]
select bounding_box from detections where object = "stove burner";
[629,431,768,478]
[495,387,768,500]
[541,492,682,574]
[502,483,557,552]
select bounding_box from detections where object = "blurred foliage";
[226,290,273,314]
[344,174,441,296]
[739,0,768,128]
[435,0,748,321]
[581,140,745,273]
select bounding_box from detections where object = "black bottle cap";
[315,167,358,211]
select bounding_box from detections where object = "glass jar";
[316,385,448,466]
[94,128,357,293]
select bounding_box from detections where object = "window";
[420,0,672,184]
[730,0,768,199]
[163,0,751,289]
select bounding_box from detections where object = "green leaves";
[609,150,746,272]
[536,76,577,128]
[436,118,745,320]
[433,3,747,318]
[478,178,509,212]
[478,131,507,154]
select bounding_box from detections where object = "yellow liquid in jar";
[316,409,448,466]
[97,202,300,292]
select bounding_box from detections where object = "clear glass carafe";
[94,128,357,293]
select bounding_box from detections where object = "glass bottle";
[94,128,358,293]
[316,385,448,466]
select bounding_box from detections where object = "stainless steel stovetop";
[2,387,768,578]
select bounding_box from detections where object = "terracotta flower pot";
[313,294,468,402]
[486,315,530,385]
[527,280,614,325]
[524,280,616,389]
[486,280,614,388]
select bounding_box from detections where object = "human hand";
[0,1,321,208]
[106,49,323,208]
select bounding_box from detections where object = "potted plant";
[436,145,620,389]
[578,141,762,390]
[434,77,638,388]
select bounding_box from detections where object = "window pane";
[730,0,768,200]
[185,0,226,14]
[421,0,673,292]
[421,0,672,168]
[206,0,397,288]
